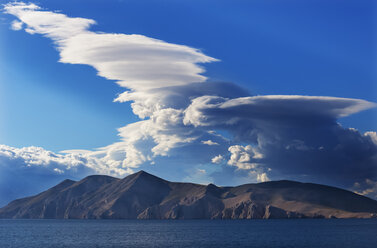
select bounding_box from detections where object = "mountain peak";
[79,174,119,184]
[126,170,163,181]
[135,170,149,176]
[1,171,377,219]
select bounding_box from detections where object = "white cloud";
[227,145,263,170]
[0,144,128,177]
[10,20,23,30]
[4,2,95,40]
[211,154,224,164]
[3,2,220,171]
[202,140,219,146]
[59,33,217,92]
[257,173,270,182]
[183,93,377,188]
[3,2,377,202]
[365,131,377,145]
[183,95,376,127]
[220,95,375,118]
[0,144,142,206]
[4,2,217,94]
[0,144,92,206]
[53,168,64,174]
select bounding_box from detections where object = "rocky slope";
[1,171,376,219]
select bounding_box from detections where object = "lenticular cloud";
[2,2,377,201]
[3,2,217,93]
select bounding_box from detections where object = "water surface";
[0,219,376,248]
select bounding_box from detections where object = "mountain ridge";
[1,170,376,219]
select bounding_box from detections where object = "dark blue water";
[0,219,376,248]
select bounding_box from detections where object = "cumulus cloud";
[10,19,22,30]
[227,145,263,170]
[0,145,91,206]
[0,144,139,206]
[256,173,270,182]
[2,1,377,204]
[211,155,224,164]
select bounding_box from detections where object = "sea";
[0,219,376,248]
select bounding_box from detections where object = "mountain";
[1,171,376,219]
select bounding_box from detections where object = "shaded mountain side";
[1,171,376,219]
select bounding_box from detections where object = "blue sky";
[1,0,376,151]
[0,0,376,205]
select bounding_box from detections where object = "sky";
[0,0,376,206]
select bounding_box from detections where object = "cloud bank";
[2,2,377,203]
[185,95,377,186]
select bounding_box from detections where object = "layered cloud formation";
[1,2,377,204]
[185,96,377,185]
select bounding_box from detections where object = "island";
[1,170,376,219]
